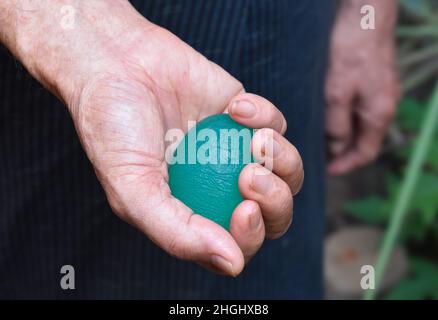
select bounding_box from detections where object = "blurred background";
[324,0,438,300]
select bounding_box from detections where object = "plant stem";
[398,43,438,68]
[397,25,438,38]
[402,62,438,92]
[399,0,438,23]
[364,81,438,300]
[397,39,418,57]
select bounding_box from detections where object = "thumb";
[107,170,245,276]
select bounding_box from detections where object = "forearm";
[0,0,149,104]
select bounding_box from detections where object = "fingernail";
[252,167,273,194]
[231,100,256,118]
[249,209,262,230]
[211,255,234,275]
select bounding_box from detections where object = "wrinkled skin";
[326,0,400,174]
[0,1,303,276]
[73,25,303,275]
[0,0,399,277]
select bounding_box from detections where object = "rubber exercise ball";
[168,114,253,230]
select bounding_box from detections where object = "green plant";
[346,98,438,242]
[342,2,438,300]
[398,0,438,92]
[386,257,438,300]
[346,89,438,300]
[346,95,438,300]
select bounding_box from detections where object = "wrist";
[339,0,398,35]
[0,0,152,107]
[333,0,398,54]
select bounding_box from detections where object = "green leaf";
[397,98,426,131]
[396,98,438,169]
[400,0,438,22]
[349,173,438,242]
[386,278,433,299]
[402,214,432,242]
[385,174,402,198]
[397,134,438,172]
[425,140,438,172]
[386,257,438,300]
[410,173,438,225]
[412,258,438,275]
[344,196,389,223]
[396,172,438,241]
[396,141,415,163]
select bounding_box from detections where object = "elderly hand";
[0,0,303,276]
[326,0,400,175]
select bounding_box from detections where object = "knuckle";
[268,109,283,132]
[289,145,303,173]
[256,127,274,139]
[379,105,396,122]
[266,214,292,240]
[245,231,265,258]
[326,87,348,107]
[279,196,293,221]
[366,105,396,131]
[284,150,304,194]
[326,124,350,140]
[374,96,397,120]
[275,186,293,222]
[292,169,304,195]
[164,215,194,260]
[263,183,292,239]
[165,233,184,258]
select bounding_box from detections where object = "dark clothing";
[0,0,332,299]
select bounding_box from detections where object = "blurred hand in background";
[326,0,401,175]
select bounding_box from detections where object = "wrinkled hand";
[325,1,400,175]
[4,1,303,276]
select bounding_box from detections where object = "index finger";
[227,93,287,135]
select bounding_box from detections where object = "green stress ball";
[168,114,253,230]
